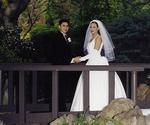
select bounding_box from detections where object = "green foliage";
[47,0,81,26]
[0,24,21,63]
[56,114,123,125]
[1,0,8,8]
[74,114,88,125]
[18,0,150,36]
[107,12,150,63]
[30,23,56,38]
[30,23,56,63]
[0,43,18,63]
[0,24,34,63]
[92,117,123,125]
[16,0,150,63]
[18,0,49,39]
[61,119,69,125]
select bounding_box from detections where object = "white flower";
[67,37,72,43]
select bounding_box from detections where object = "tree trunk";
[0,0,30,26]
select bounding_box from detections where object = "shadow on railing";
[0,63,148,125]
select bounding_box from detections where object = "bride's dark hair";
[91,21,101,35]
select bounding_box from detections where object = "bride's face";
[89,22,99,35]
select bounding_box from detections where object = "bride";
[70,20,126,111]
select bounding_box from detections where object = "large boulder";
[50,113,95,125]
[145,114,150,125]
[50,114,76,125]
[98,98,146,125]
[50,98,147,125]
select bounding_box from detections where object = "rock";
[137,84,149,101]
[115,106,146,125]
[50,114,76,125]
[65,114,77,124]
[137,84,150,108]
[145,115,150,125]
[98,98,146,125]
[99,98,136,118]
[85,114,95,124]
[50,98,148,125]
[50,116,66,125]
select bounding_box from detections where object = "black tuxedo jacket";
[51,31,72,65]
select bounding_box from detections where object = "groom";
[51,19,76,111]
[51,19,72,65]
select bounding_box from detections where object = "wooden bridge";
[0,63,149,125]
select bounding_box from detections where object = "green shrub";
[55,113,123,125]
[0,24,34,63]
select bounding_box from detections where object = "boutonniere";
[67,37,72,43]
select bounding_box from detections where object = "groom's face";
[59,22,69,34]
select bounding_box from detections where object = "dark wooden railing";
[0,63,148,125]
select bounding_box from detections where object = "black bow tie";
[64,34,69,43]
[64,34,68,39]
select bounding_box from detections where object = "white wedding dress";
[70,37,126,111]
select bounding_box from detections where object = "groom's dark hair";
[59,19,70,26]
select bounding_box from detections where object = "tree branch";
[4,0,30,24]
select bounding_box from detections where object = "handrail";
[0,63,146,125]
[0,63,144,71]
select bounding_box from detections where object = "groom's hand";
[73,56,81,63]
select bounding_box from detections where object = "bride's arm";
[80,35,102,61]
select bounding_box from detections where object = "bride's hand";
[73,56,81,63]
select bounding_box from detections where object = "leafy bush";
[30,24,57,38]
[30,24,56,63]
[0,24,34,63]
[56,114,123,125]
[92,117,123,125]
[107,13,150,63]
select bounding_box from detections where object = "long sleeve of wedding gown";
[80,49,100,61]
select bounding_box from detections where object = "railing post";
[109,71,115,103]
[32,71,37,104]
[83,70,89,112]
[52,71,58,120]
[19,71,26,125]
[8,71,14,112]
[131,71,137,103]
[0,70,2,105]
[126,71,130,98]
